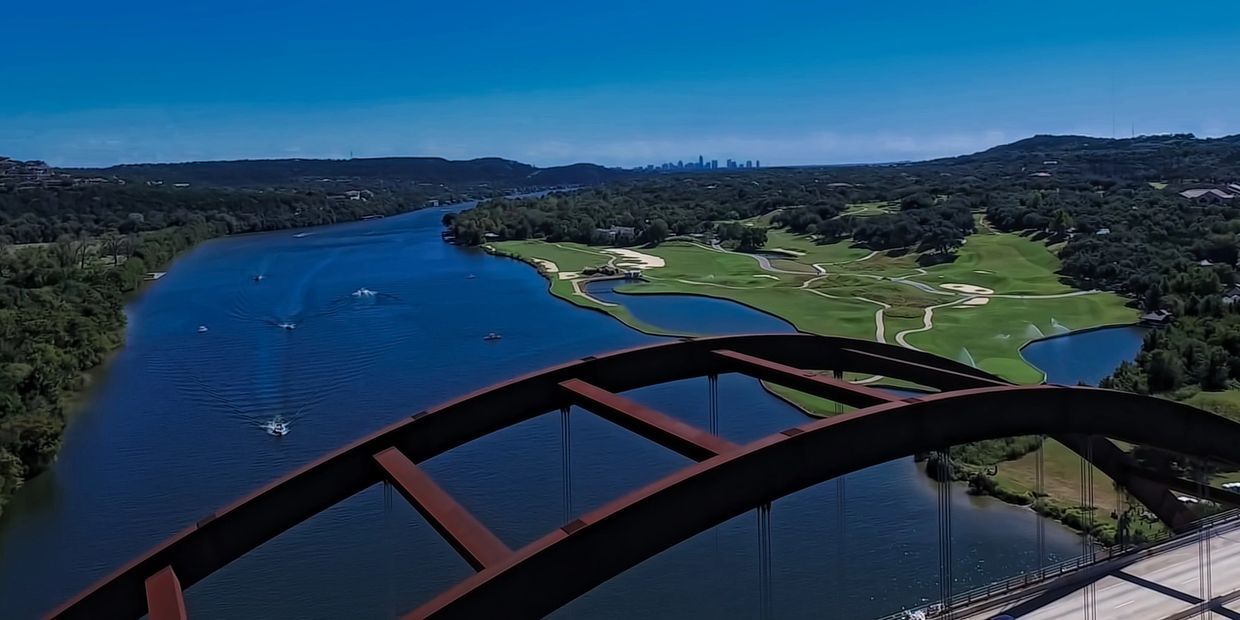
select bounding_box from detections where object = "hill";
[69,156,631,189]
[931,133,1240,181]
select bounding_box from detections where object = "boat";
[277,322,296,330]
[262,419,290,436]
[466,274,476,279]
[352,287,376,297]
[197,325,209,333]
[483,332,502,341]
[252,274,264,282]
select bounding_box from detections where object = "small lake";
[585,279,795,335]
[1021,326,1147,386]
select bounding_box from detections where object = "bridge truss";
[49,334,1240,619]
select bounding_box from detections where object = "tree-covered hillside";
[71,157,630,189]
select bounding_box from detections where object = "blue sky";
[4,1,1239,167]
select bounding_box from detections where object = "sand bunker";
[530,258,559,273]
[558,272,578,280]
[962,297,991,306]
[941,283,994,295]
[604,248,666,269]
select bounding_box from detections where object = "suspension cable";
[560,405,572,522]
[1036,435,1046,573]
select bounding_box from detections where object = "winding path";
[893,298,969,350]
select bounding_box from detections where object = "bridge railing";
[878,507,1240,620]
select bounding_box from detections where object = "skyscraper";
[698,155,704,168]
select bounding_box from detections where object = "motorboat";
[197,325,209,333]
[262,419,290,436]
[352,287,377,297]
[278,322,296,330]
[252,274,264,282]
[466,274,477,279]
[483,332,502,341]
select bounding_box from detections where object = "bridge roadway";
[959,517,1240,619]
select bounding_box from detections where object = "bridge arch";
[48,334,1236,619]
[414,384,1240,619]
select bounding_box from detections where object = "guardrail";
[877,508,1240,620]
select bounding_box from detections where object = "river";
[0,205,1143,619]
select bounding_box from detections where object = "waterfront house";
[1139,309,1173,327]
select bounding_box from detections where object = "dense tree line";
[72,157,626,190]
[445,179,811,248]
[0,184,427,244]
[985,187,1240,394]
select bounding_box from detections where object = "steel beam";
[558,379,737,461]
[47,334,1232,620]
[838,347,1004,390]
[143,567,186,620]
[410,386,1240,620]
[1053,434,1196,532]
[374,448,511,571]
[712,349,899,408]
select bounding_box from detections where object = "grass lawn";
[495,230,1137,384]
[491,240,611,273]
[1182,389,1240,423]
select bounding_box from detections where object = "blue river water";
[0,205,1144,619]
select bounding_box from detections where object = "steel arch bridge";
[49,334,1240,620]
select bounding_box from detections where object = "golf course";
[491,226,1137,385]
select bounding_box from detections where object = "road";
[961,523,1240,619]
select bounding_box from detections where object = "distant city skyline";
[637,156,759,172]
[3,0,1239,168]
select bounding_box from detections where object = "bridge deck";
[959,518,1240,620]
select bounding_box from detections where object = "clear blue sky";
[4,1,1238,167]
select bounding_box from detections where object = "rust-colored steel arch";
[413,385,1240,619]
[47,334,1232,620]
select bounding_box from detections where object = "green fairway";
[493,228,1137,384]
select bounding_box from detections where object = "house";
[1042,160,1060,165]
[593,225,636,244]
[1200,259,1215,267]
[1224,286,1240,306]
[624,270,642,279]
[1030,172,1052,178]
[1179,188,1235,202]
[1229,184,1240,195]
[1095,228,1111,236]
[1139,309,1174,327]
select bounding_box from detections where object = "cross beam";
[374,448,512,571]
[558,379,737,461]
[712,349,898,408]
[144,567,187,620]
